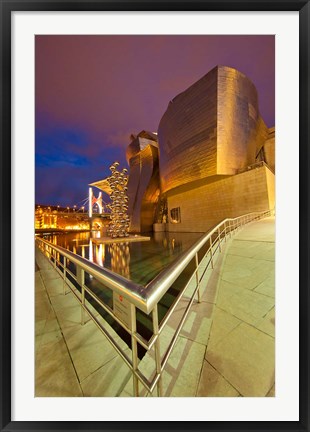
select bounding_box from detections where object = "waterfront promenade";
[35,217,275,397]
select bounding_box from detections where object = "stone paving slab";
[196,360,240,397]
[206,306,241,352]
[36,340,84,397]
[81,354,133,397]
[206,322,275,397]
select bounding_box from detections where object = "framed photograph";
[1,1,309,431]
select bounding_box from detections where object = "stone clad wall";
[166,165,274,233]
[265,165,275,209]
[263,127,275,173]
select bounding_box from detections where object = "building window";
[170,207,181,223]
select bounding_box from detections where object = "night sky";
[35,35,275,207]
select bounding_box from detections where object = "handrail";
[36,238,148,310]
[144,219,228,313]
[36,210,271,314]
[144,209,273,310]
[35,208,273,396]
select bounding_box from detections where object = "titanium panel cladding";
[158,67,218,193]
[126,133,160,232]
[158,66,268,194]
[217,66,268,173]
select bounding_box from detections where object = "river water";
[41,230,203,350]
[43,230,202,285]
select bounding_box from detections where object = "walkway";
[35,216,275,397]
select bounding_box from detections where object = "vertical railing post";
[63,256,67,295]
[53,248,56,268]
[224,221,227,242]
[195,253,201,303]
[130,304,139,397]
[218,228,222,252]
[77,266,85,325]
[209,237,214,269]
[152,305,163,397]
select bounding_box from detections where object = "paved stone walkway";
[35,217,275,397]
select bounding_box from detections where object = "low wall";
[166,165,275,233]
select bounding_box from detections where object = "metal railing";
[35,209,273,396]
[236,160,272,174]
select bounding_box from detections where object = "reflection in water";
[89,239,93,262]
[109,243,130,278]
[43,231,202,285]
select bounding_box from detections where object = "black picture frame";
[1,1,309,431]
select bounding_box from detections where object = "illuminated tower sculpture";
[106,162,130,238]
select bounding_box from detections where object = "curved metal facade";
[126,132,160,233]
[158,65,268,194]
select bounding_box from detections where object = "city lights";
[35,204,91,231]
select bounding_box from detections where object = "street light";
[82,206,84,213]
[67,207,70,213]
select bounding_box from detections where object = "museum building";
[91,65,275,233]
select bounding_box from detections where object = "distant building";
[35,205,90,231]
